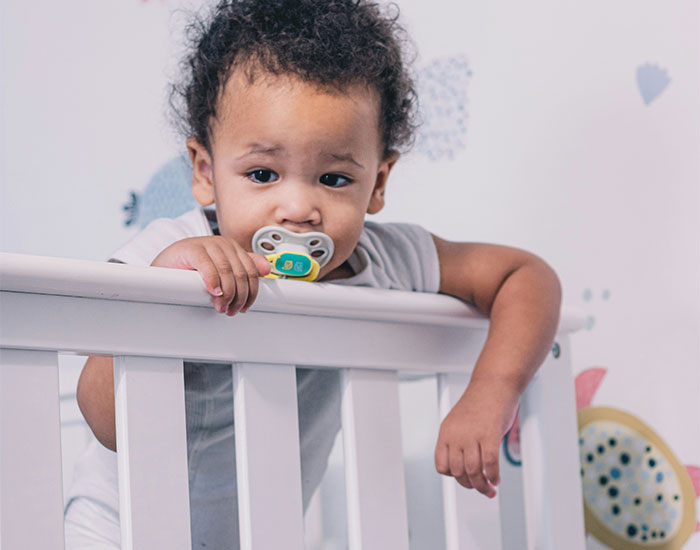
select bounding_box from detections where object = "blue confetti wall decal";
[415,55,472,161]
[636,63,671,105]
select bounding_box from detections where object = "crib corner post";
[519,333,586,550]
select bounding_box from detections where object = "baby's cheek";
[218,227,252,252]
[332,225,363,260]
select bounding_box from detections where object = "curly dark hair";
[170,0,417,158]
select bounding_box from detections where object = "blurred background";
[1,1,698,548]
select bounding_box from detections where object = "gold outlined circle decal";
[578,407,696,549]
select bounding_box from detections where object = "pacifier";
[251,226,334,282]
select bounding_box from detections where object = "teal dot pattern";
[582,288,611,302]
[580,420,684,544]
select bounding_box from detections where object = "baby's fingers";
[435,442,450,475]
[205,244,238,313]
[481,439,501,488]
[247,252,272,277]
[189,247,226,300]
[464,444,496,498]
[437,444,472,488]
[212,246,253,316]
[230,250,264,314]
[455,473,473,489]
[449,446,466,479]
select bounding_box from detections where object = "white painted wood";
[519,335,586,550]
[232,362,304,550]
[497,442,528,550]
[437,372,503,550]
[341,368,409,550]
[0,252,488,329]
[0,253,588,550]
[0,291,488,375]
[0,349,64,550]
[113,356,191,550]
[304,486,325,550]
[0,252,587,333]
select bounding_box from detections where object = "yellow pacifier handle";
[263,251,321,282]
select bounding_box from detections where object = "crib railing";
[0,252,587,550]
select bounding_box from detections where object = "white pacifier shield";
[251,226,334,268]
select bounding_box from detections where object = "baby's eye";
[247,169,279,183]
[319,174,352,188]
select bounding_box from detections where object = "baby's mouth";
[251,225,334,282]
[278,221,318,233]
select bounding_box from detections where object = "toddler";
[66,0,562,548]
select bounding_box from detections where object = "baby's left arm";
[431,234,562,498]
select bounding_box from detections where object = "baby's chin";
[318,259,354,282]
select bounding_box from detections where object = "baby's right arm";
[77,236,271,451]
[151,236,272,315]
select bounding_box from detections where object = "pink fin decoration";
[507,407,520,432]
[575,368,607,411]
[686,465,700,497]
[503,408,522,464]
[508,409,520,441]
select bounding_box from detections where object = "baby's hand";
[151,236,271,315]
[434,377,520,498]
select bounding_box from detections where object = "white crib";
[0,252,586,550]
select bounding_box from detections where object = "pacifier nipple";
[251,226,334,282]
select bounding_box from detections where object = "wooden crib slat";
[113,356,191,550]
[341,368,409,550]
[0,349,64,550]
[518,335,586,550]
[497,434,528,550]
[232,362,304,550]
[437,372,503,550]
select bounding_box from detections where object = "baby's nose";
[275,181,321,226]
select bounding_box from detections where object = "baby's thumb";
[248,253,272,276]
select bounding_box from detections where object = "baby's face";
[187,68,397,281]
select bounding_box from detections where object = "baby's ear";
[367,150,400,214]
[187,138,216,206]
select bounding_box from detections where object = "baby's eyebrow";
[325,152,364,169]
[240,143,283,157]
[238,144,364,169]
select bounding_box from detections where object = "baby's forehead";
[221,66,380,110]
[211,68,384,153]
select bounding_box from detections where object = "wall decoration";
[578,368,699,549]
[122,155,196,228]
[503,367,699,549]
[582,288,611,331]
[414,55,472,161]
[636,63,671,106]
